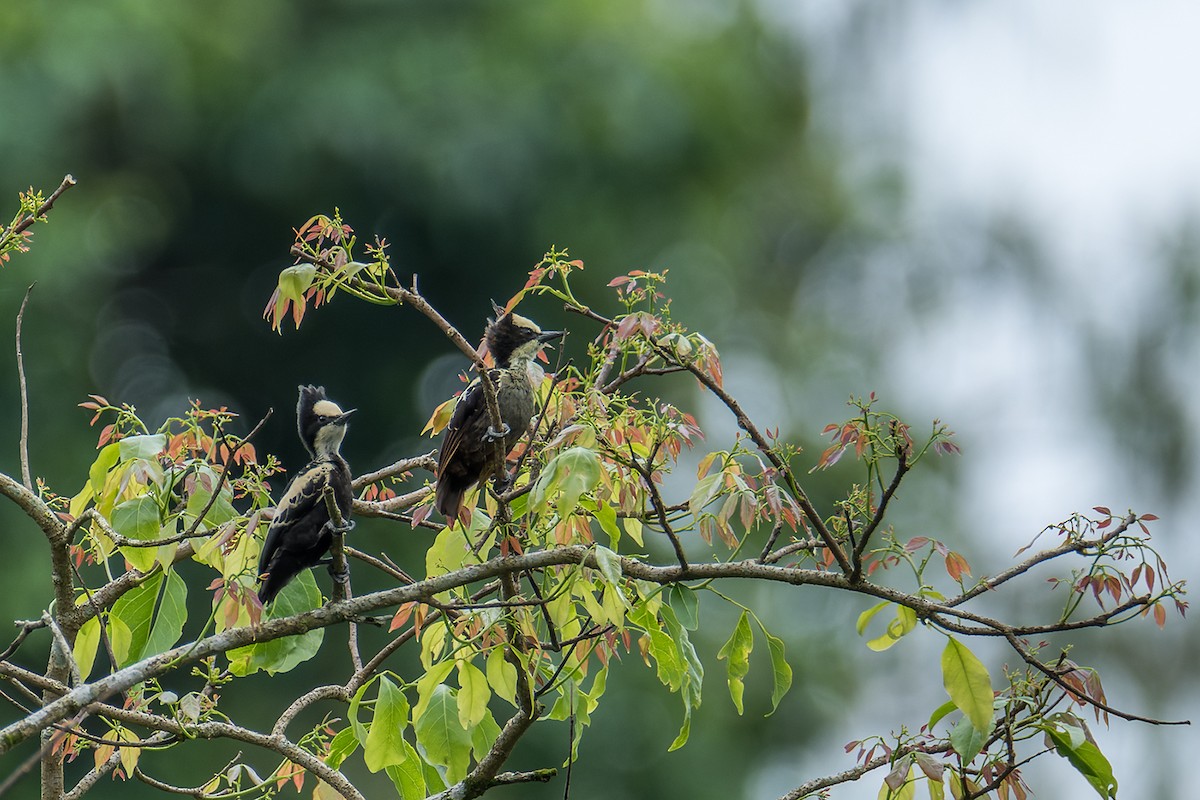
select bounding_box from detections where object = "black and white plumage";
[257,385,355,605]
[435,308,563,523]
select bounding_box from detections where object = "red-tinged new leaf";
[390,602,415,632]
[1096,517,1111,529]
[1105,576,1121,604]
[905,536,929,552]
[944,552,971,582]
[410,503,433,529]
[1154,603,1167,628]
[1093,506,1111,516]
[1140,513,1159,521]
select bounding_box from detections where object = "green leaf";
[857,600,890,635]
[112,495,162,572]
[716,611,753,715]
[227,571,324,675]
[109,572,163,667]
[413,684,471,783]
[948,716,986,763]
[593,545,631,611]
[384,739,427,800]
[941,637,994,737]
[364,676,410,773]
[532,446,602,518]
[106,613,132,666]
[765,633,792,716]
[412,661,456,723]
[485,647,518,706]
[326,727,360,770]
[688,473,722,520]
[278,263,317,303]
[631,606,684,692]
[471,708,502,762]
[928,774,945,800]
[866,604,917,651]
[73,616,101,682]
[456,661,490,729]
[623,517,644,546]
[595,501,621,549]
[185,473,237,531]
[118,434,167,462]
[88,443,120,497]
[141,570,187,660]
[927,699,957,731]
[667,707,691,752]
[669,584,699,630]
[1041,723,1118,798]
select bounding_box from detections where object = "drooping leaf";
[456,660,490,729]
[485,647,518,707]
[413,685,472,783]
[765,633,793,716]
[948,716,987,763]
[867,604,917,652]
[941,636,994,737]
[531,446,602,518]
[716,611,753,715]
[927,699,957,731]
[364,676,410,773]
[73,616,101,682]
[384,739,427,800]
[140,570,187,660]
[1040,723,1118,798]
[112,495,162,572]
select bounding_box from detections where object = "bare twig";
[351,451,437,490]
[15,284,34,491]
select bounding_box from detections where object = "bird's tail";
[435,478,464,522]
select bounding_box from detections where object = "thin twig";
[15,284,34,491]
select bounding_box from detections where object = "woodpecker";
[435,306,563,523]
[257,385,355,605]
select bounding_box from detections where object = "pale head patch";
[313,399,343,417]
[510,313,541,334]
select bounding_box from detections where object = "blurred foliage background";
[0,1,1194,798]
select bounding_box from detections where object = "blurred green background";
[1,1,1195,798]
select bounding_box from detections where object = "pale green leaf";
[857,600,890,635]
[326,728,359,770]
[364,676,410,772]
[88,443,120,496]
[485,647,518,706]
[112,495,161,572]
[716,611,753,715]
[412,661,456,723]
[118,434,167,462]
[948,716,986,763]
[927,699,957,731]
[532,446,602,518]
[941,636,994,737]
[595,501,621,549]
[667,707,691,752]
[277,263,317,303]
[73,616,101,682]
[688,473,722,520]
[470,709,502,762]
[456,661,490,729]
[623,516,644,546]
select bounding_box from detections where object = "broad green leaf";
[413,685,471,783]
[73,616,101,681]
[928,776,945,800]
[326,727,360,769]
[364,676,410,772]
[118,434,167,462]
[88,443,121,497]
[948,716,986,763]
[227,571,323,675]
[456,661,490,729]
[593,545,631,610]
[141,570,187,660]
[532,446,602,518]
[716,611,753,714]
[112,495,162,572]
[941,637,994,736]
[384,739,427,800]
[669,584,699,630]
[470,708,502,762]
[857,600,890,635]
[765,633,793,716]
[485,647,518,706]
[660,605,703,708]
[348,680,374,743]
[412,661,456,723]
[594,501,621,549]
[185,477,237,531]
[110,573,162,667]
[1041,724,1118,798]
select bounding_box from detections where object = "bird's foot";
[327,563,350,584]
[491,474,514,495]
[484,422,512,442]
[325,519,356,536]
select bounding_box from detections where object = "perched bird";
[436,306,563,523]
[257,385,355,605]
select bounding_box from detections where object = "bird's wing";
[258,460,335,574]
[438,375,489,475]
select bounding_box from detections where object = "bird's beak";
[537,330,565,344]
[334,409,357,425]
